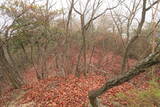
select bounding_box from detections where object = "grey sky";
[0,0,159,30]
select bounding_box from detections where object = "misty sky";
[0,0,159,30]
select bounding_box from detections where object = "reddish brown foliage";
[20,73,134,107]
[0,52,156,107]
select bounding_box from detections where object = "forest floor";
[0,52,159,107]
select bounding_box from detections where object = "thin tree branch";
[146,0,160,11]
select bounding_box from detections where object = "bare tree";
[121,0,160,73]
[88,0,160,106]
[110,0,143,72]
[74,0,121,76]
[150,0,159,79]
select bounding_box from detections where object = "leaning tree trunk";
[0,45,24,89]
[88,50,160,107]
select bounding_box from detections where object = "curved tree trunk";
[88,50,160,107]
[0,45,24,89]
[121,0,147,73]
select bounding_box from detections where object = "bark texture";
[89,50,160,107]
[0,42,24,89]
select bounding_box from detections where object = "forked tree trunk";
[88,50,160,107]
[121,0,147,73]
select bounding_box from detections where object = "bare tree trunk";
[88,1,160,105]
[89,50,160,107]
[82,28,87,76]
[0,45,24,89]
[73,0,120,76]
[75,45,83,77]
[66,0,74,32]
[121,0,147,73]
[87,45,95,72]
[20,43,29,63]
[151,2,159,80]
